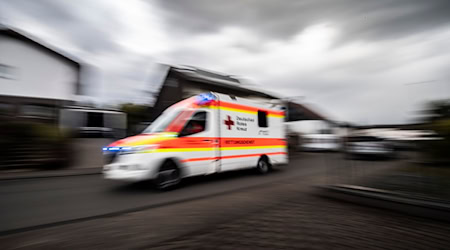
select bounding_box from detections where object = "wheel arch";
[158,157,185,176]
[259,154,271,166]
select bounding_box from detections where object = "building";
[0,24,81,122]
[150,65,326,122]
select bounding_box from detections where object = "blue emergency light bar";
[196,93,216,105]
[102,147,132,152]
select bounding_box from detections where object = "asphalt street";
[2,152,444,250]
[0,152,309,233]
[0,152,397,234]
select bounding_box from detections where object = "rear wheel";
[256,157,270,174]
[154,160,181,190]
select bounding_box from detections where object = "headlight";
[120,145,159,155]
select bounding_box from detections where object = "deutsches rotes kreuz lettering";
[235,116,254,131]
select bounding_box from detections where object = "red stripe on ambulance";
[181,152,287,163]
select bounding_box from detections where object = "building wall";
[0,34,78,101]
[151,71,277,121]
[151,68,326,124]
[149,71,183,120]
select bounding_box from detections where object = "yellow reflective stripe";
[267,113,285,118]
[119,134,178,147]
[206,106,284,118]
[219,106,257,115]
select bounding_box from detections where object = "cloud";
[154,0,450,44]
[2,0,124,54]
[1,0,449,124]
[1,0,169,105]
[157,20,450,124]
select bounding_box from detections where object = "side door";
[177,110,219,176]
[218,107,260,172]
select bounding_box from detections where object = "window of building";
[258,110,268,127]
[87,112,104,127]
[21,104,55,118]
[179,111,207,137]
[0,64,16,80]
[0,103,13,116]
[166,78,179,87]
[287,104,305,121]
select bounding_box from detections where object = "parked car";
[344,136,395,159]
[60,108,127,138]
[301,133,341,151]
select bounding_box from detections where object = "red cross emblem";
[224,115,234,130]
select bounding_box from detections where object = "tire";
[154,160,181,190]
[256,157,270,174]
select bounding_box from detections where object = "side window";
[258,110,268,127]
[179,111,207,137]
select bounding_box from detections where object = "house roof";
[157,64,328,121]
[287,101,329,121]
[0,24,81,67]
[169,65,281,99]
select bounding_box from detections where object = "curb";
[316,184,450,223]
[0,168,101,181]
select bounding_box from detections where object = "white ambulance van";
[102,92,287,189]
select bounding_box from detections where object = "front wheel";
[256,157,270,174]
[154,160,181,190]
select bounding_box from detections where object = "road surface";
[2,152,446,250]
[1,152,349,233]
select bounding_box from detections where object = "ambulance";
[102,92,288,189]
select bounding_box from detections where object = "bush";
[0,120,73,170]
[119,103,151,136]
[418,100,450,166]
[420,119,450,165]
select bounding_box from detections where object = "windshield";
[143,109,181,133]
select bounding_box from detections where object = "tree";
[420,99,450,165]
[119,103,152,136]
[422,99,450,122]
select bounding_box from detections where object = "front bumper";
[347,148,392,156]
[302,143,340,151]
[103,168,152,182]
[103,152,160,182]
[103,160,155,182]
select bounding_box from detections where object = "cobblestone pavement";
[152,194,450,250]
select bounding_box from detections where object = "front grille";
[104,152,118,164]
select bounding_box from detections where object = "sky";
[1,0,449,124]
